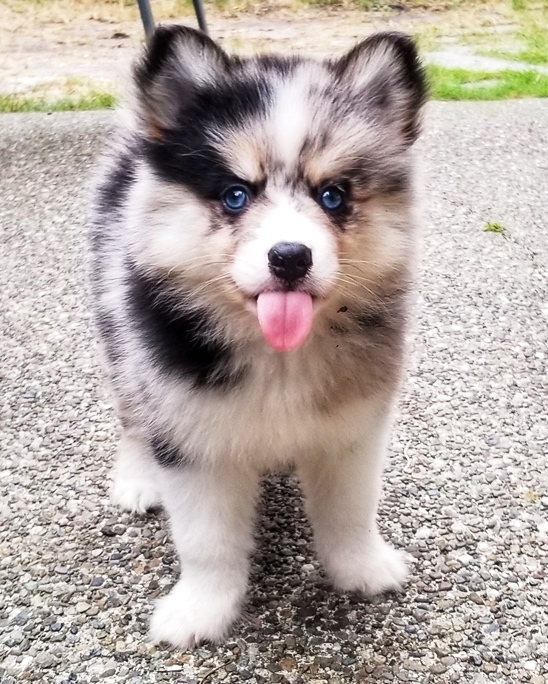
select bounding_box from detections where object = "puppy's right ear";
[133,25,229,139]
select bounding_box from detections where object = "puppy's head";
[127,26,426,351]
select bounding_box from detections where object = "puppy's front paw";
[327,535,410,597]
[149,578,242,649]
[110,472,162,514]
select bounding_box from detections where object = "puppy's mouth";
[248,290,317,353]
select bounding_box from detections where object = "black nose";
[268,242,313,283]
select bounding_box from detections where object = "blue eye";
[222,185,250,213]
[319,186,345,213]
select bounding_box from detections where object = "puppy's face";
[127,28,426,350]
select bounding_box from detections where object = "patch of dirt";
[0,0,520,95]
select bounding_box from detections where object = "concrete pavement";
[1,102,547,683]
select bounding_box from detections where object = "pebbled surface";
[0,102,547,683]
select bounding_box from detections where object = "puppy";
[91,25,426,648]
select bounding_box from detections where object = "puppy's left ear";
[335,32,427,145]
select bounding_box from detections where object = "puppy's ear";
[133,25,229,139]
[335,32,427,145]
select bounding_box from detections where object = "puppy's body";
[91,27,426,647]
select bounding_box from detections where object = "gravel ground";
[1,101,547,684]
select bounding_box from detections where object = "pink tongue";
[257,291,314,352]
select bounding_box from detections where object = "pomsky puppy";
[91,25,426,648]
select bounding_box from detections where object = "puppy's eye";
[222,185,250,214]
[318,186,346,213]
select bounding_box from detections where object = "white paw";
[110,472,162,514]
[327,535,410,597]
[149,578,242,649]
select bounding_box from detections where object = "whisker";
[334,274,377,297]
[333,277,388,306]
[170,145,220,163]
[177,254,232,266]
[164,255,232,279]
[339,258,382,267]
[190,274,233,296]
[339,259,384,276]
[339,272,378,286]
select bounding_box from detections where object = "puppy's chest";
[243,354,329,411]
[185,347,358,462]
[168,331,397,463]
[234,335,372,413]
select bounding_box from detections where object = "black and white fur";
[91,26,426,648]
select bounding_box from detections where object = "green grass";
[481,25,548,66]
[427,65,548,100]
[510,30,548,65]
[484,222,507,235]
[0,91,116,113]
[463,2,548,67]
[515,23,548,65]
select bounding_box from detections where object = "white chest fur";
[144,340,389,469]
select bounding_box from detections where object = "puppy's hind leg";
[298,396,409,597]
[110,420,162,514]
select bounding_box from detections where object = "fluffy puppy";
[91,25,426,648]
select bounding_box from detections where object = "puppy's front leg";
[150,460,260,648]
[298,398,409,597]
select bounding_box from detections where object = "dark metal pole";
[136,0,208,39]
[192,0,209,34]
[136,0,155,40]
